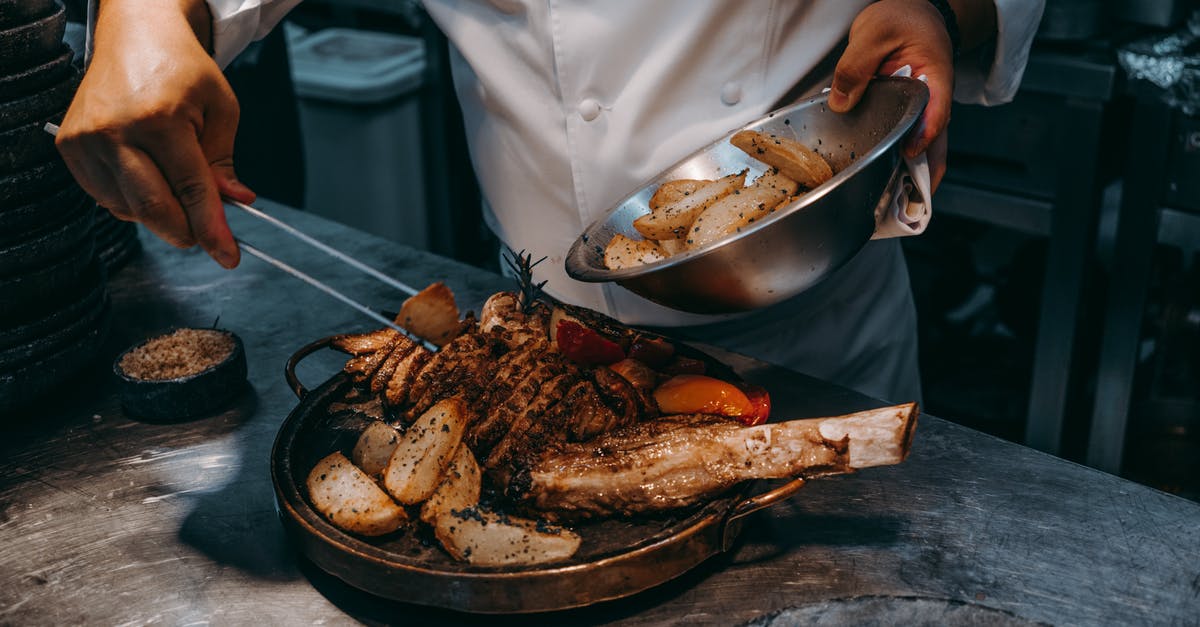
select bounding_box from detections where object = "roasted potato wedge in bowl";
[564,76,928,314]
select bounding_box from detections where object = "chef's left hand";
[827,0,954,190]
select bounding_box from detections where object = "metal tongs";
[229,201,437,350]
[44,122,437,351]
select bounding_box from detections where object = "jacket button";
[578,98,601,122]
[721,81,742,106]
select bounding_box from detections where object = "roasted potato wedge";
[398,282,461,347]
[731,130,832,189]
[648,178,708,212]
[419,445,482,524]
[633,170,746,240]
[352,421,402,477]
[686,169,798,250]
[307,452,407,536]
[603,234,668,270]
[383,398,468,504]
[657,238,686,256]
[433,507,582,566]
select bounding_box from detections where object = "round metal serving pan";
[565,77,928,314]
[272,337,806,614]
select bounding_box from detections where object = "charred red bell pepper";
[734,383,771,426]
[556,320,625,365]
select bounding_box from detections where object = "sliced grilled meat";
[482,373,577,484]
[343,333,402,384]
[467,350,570,453]
[403,333,487,418]
[467,338,547,425]
[407,332,499,419]
[369,336,417,394]
[384,347,431,408]
[331,329,398,355]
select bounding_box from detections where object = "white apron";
[203,0,1043,401]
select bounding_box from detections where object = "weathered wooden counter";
[2,203,1197,625]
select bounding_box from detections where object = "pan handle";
[284,336,339,400]
[718,476,807,552]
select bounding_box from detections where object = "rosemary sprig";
[503,247,548,314]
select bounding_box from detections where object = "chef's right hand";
[56,0,254,269]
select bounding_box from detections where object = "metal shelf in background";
[932,46,1119,459]
[934,182,1053,236]
[1158,207,1200,252]
[1088,97,1190,473]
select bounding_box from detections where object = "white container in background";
[288,28,428,248]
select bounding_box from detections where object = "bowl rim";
[113,327,244,385]
[565,76,928,283]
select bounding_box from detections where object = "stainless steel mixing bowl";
[564,76,929,314]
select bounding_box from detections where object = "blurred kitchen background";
[60,0,1200,500]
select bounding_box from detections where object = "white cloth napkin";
[824,65,933,240]
[871,150,932,240]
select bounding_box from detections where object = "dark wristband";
[927,0,962,59]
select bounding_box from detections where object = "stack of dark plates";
[1,0,110,413]
[92,204,142,272]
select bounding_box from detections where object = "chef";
[56,0,1043,403]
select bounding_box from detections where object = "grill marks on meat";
[343,332,402,384]
[370,336,418,394]
[385,348,431,407]
[483,372,577,485]
[404,332,498,421]
[466,345,559,452]
[468,340,544,421]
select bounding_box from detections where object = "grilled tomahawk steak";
[514,403,918,519]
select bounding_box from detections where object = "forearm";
[94,0,213,53]
[947,0,998,52]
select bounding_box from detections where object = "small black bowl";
[113,328,248,420]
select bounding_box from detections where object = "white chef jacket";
[205,0,1043,401]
